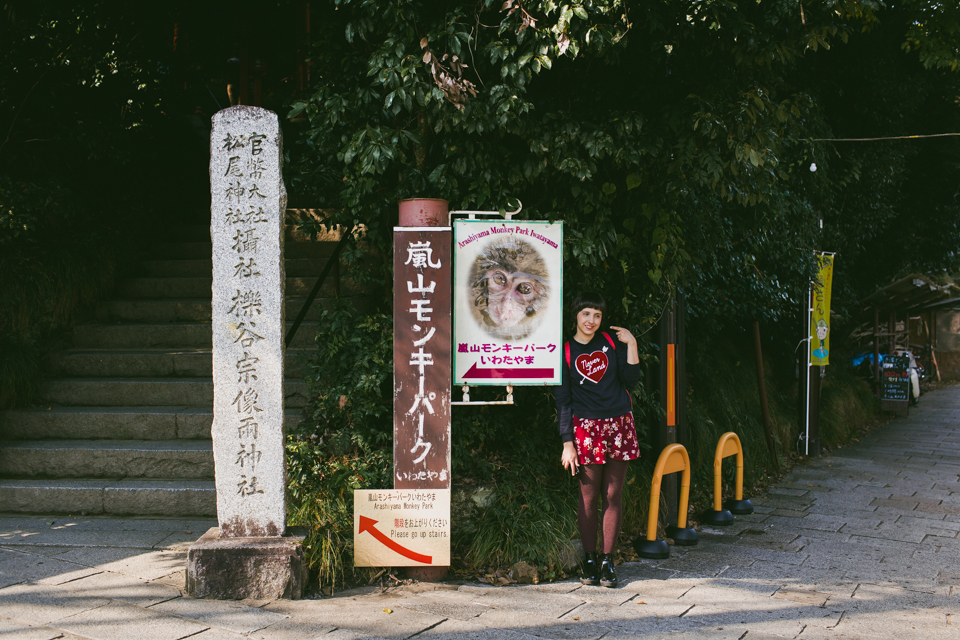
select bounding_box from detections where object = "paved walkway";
[2,388,959,639]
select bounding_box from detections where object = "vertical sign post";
[369,199,452,579]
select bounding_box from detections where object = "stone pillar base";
[186,527,308,600]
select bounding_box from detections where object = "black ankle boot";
[599,553,617,588]
[580,552,599,585]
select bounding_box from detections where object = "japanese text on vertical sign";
[405,241,441,468]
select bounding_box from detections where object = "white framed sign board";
[354,489,450,567]
[453,219,563,386]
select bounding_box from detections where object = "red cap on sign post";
[399,198,449,227]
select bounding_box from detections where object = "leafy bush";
[286,304,395,590]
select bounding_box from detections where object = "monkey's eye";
[516,283,532,295]
[493,273,507,287]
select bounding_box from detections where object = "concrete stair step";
[0,440,213,480]
[113,276,359,299]
[164,223,334,243]
[39,378,309,407]
[0,478,216,516]
[153,240,340,260]
[48,348,314,378]
[138,256,340,278]
[72,321,319,349]
[93,296,367,323]
[0,406,303,441]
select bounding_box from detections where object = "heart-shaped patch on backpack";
[575,351,608,384]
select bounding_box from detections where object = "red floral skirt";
[574,412,640,465]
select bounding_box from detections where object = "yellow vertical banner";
[810,254,834,366]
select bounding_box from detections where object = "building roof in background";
[859,274,960,314]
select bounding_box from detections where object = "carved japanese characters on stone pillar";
[210,106,286,537]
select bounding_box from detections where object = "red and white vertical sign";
[393,228,452,490]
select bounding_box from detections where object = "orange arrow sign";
[358,516,432,565]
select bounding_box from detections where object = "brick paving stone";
[94,550,188,581]
[471,608,611,640]
[395,591,493,621]
[757,515,842,533]
[0,574,24,590]
[183,629,248,640]
[701,542,806,566]
[899,515,960,534]
[150,597,287,634]
[468,588,584,618]
[565,585,638,606]
[772,588,831,606]
[616,575,696,599]
[875,506,948,521]
[416,618,542,639]
[0,582,110,626]
[55,601,208,640]
[0,615,66,640]
[673,601,842,638]
[264,597,445,640]
[246,618,337,640]
[0,548,100,585]
[58,570,181,607]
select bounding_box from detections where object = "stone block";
[185,527,307,600]
[210,105,287,538]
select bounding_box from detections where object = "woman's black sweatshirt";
[554,331,642,443]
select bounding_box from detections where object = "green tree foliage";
[287,0,959,586]
[0,2,207,407]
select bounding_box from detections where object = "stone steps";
[0,440,214,479]
[72,321,319,349]
[94,296,368,323]
[0,229,342,517]
[39,377,309,408]
[154,240,337,260]
[0,478,216,516]
[0,406,302,441]
[48,349,313,378]
[113,276,359,299]
[139,256,337,278]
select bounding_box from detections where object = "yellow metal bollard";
[702,432,754,526]
[633,444,697,559]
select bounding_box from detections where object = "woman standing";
[555,292,641,587]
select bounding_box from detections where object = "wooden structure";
[857,275,960,410]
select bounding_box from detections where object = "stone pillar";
[186,105,306,600]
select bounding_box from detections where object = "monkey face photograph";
[469,237,550,340]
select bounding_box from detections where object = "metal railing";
[284,230,351,349]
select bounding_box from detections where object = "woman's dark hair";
[570,291,607,324]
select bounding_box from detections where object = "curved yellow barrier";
[633,444,697,559]
[703,432,754,526]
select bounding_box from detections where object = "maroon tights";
[577,460,629,554]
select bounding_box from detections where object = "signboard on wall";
[452,220,563,386]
